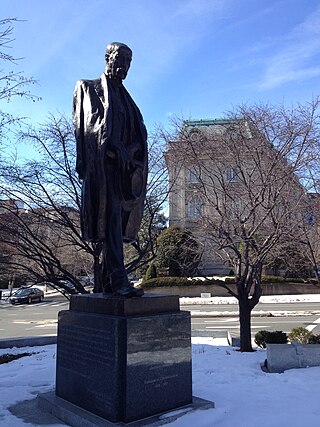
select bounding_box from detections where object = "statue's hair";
[105,42,132,62]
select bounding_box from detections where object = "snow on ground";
[0,344,63,427]
[180,293,320,305]
[1,340,319,427]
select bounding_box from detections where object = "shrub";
[254,330,287,348]
[308,334,320,344]
[288,327,312,344]
[156,226,201,277]
[265,331,288,345]
[254,330,269,348]
[142,263,157,283]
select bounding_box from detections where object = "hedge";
[141,275,307,289]
[260,276,305,283]
[140,277,227,289]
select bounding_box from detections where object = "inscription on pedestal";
[56,310,125,421]
[124,312,192,421]
[55,303,192,423]
[58,323,113,373]
[144,373,179,388]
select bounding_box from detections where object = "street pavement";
[0,292,68,339]
[1,291,320,340]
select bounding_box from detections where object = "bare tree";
[166,100,320,351]
[0,114,170,295]
[0,18,40,144]
[0,115,91,296]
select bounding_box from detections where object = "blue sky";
[2,0,320,133]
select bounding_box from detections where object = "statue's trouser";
[102,161,130,292]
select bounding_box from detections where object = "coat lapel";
[100,73,112,141]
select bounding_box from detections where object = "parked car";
[9,287,44,305]
[58,280,79,295]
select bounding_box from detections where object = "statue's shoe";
[113,285,144,298]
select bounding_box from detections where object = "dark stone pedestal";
[55,294,192,423]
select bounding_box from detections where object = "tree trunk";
[238,297,254,352]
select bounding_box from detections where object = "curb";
[0,336,57,349]
[189,310,320,318]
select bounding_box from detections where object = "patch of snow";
[1,340,320,426]
[180,294,320,305]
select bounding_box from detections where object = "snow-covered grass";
[180,293,320,305]
[0,345,60,426]
[1,340,319,427]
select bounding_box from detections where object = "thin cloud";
[173,0,231,19]
[127,0,234,88]
[259,5,320,90]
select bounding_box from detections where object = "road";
[186,301,320,338]
[184,301,320,314]
[0,292,68,339]
[191,312,320,338]
[1,293,320,340]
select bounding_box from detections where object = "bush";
[254,330,269,348]
[265,331,288,345]
[142,263,157,283]
[254,330,287,348]
[156,226,201,277]
[308,334,320,344]
[288,327,312,344]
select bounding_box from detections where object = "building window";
[306,213,315,225]
[187,196,203,220]
[225,167,239,182]
[188,166,201,183]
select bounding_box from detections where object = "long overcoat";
[72,73,148,243]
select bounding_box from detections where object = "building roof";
[184,118,235,127]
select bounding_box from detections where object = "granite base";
[55,294,192,423]
[38,392,214,427]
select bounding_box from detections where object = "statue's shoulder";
[76,78,101,89]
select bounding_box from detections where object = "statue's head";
[105,42,132,82]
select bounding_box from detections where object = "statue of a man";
[72,42,147,297]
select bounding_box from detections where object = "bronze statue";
[73,42,147,297]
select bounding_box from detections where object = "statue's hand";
[114,144,131,166]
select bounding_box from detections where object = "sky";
[1,0,320,136]
[1,338,320,426]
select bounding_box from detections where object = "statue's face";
[107,47,132,81]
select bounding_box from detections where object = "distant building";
[0,199,25,214]
[0,200,90,284]
[165,118,309,276]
